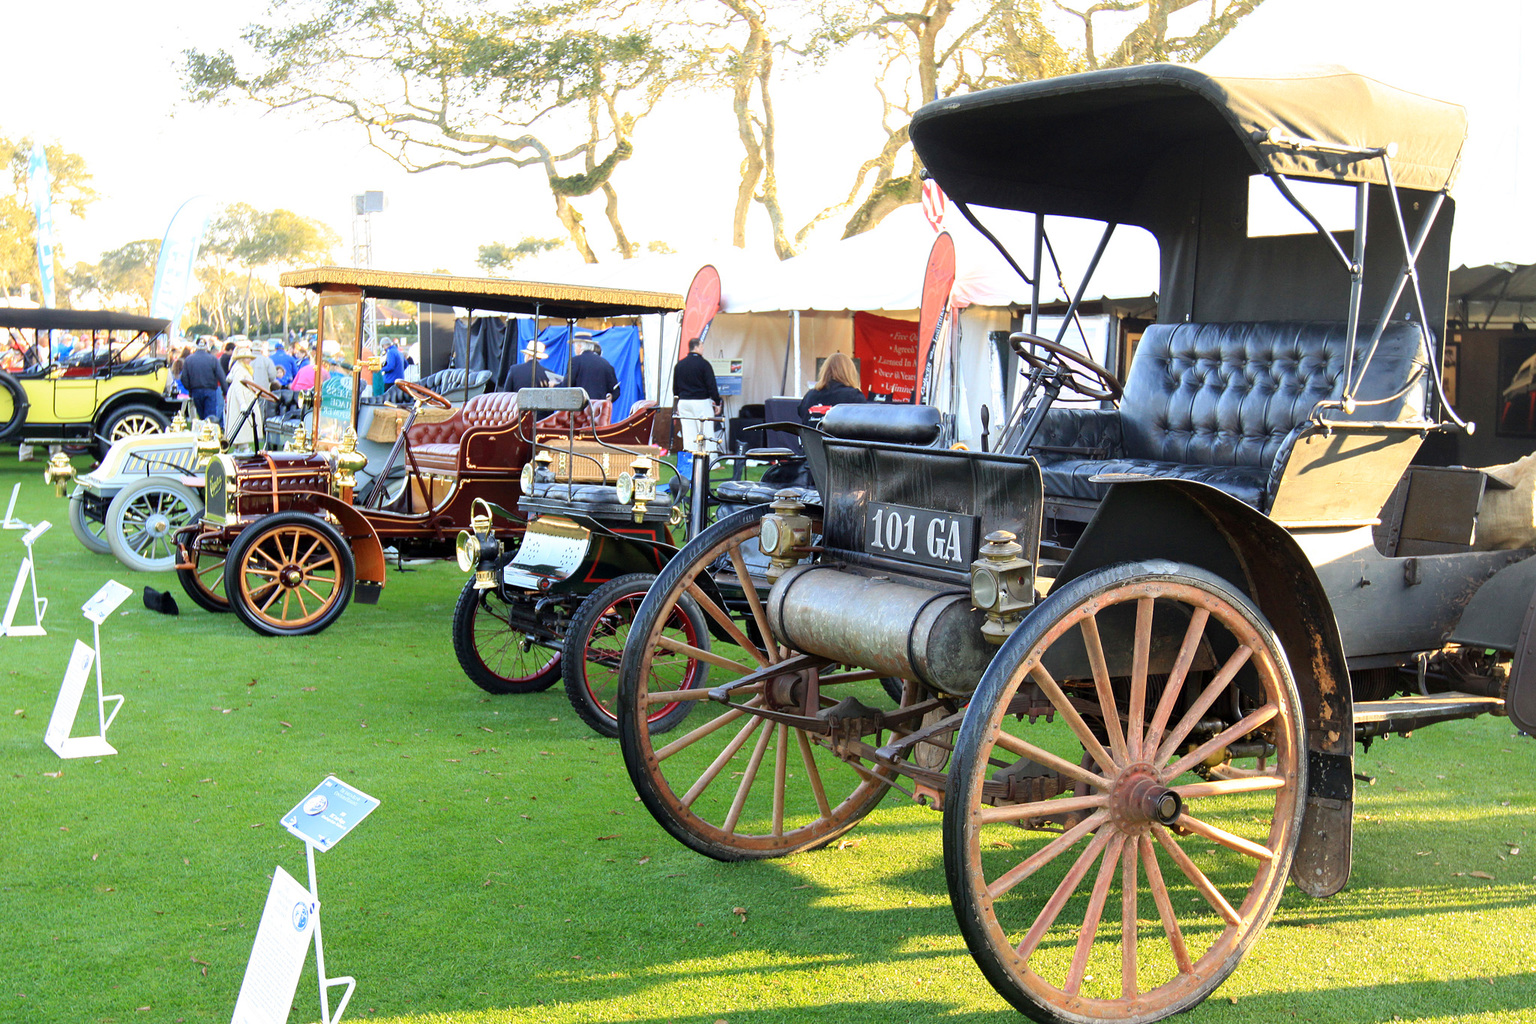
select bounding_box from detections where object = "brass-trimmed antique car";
[173,268,681,636]
[604,65,1534,1023]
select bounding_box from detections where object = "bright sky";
[4,0,1529,287]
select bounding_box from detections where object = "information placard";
[82,579,133,625]
[44,640,116,759]
[280,777,380,852]
[231,866,317,1024]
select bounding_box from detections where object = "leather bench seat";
[715,480,820,506]
[521,480,676,523]
[1032,320,1430,512]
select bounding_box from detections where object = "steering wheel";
[239,378,279,404]
[395,379,454,410]
[1010,332,1123,402]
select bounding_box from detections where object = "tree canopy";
[0,136,96,302]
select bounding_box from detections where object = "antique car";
[0,307,180,453]
[174,268,681,636]
[608,65,1533,1023]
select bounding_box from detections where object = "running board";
[1353,692,1503,738]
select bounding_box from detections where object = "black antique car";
[611,65,1531,1023]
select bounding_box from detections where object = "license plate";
[502,516,592,590]
[865,501,977,570]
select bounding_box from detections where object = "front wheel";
[176,531,230,612]
[943,561,1305,1024]
[562,573,707,738]
[451,578,561,693]
[68,487,111,555]
[224,512,355,636]
[99,403,170,453]
[105,476,204,572]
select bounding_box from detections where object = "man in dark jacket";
[674,336,720,454]
[508,340,554,391]
[182,341,227,420]
[565,330,620,403]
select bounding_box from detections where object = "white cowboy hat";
[522,340,549,359]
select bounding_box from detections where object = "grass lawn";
[0,455,1533,1024]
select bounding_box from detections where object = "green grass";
[1,455,1534,1024]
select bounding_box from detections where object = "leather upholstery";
[383,368,493,405]
[1033,320,1429,510]
[406,391,522,449]
[407,394,657,478]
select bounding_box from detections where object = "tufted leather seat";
[1031,320,1429,511]
[406,394,659,479]
[382,367,494,405]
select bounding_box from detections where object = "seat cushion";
[411,443,461,476]
[1040,457,1268,508]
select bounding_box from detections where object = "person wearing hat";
[270,339,297,387]
[223,340,262,452]
[565,328,620,403]
[508,338,554,391]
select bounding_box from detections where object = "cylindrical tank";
[766,563,994,696]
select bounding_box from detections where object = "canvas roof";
[279,266,684,318]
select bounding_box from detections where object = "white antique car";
[64,419,206,572]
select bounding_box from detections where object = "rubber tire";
[562,573,708,738]
[177,531,231,613]
[451,577,562,694]
[98,403,170,454]
[0,372,28,443]
[105,477,204,573]
[68,487,112,555]
[943,561,1305,1024]
[224,512,355,637]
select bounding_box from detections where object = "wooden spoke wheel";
[562,573,708,738]
[224,512,355,636]
[100,404,170,453]
[68,487,111,555]
[176,531,231,613]
[451,578,561,693]
[106,476,204,573]
[944,561,1305,1024]
[617,506,898,861]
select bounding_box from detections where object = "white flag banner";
[151,195,216,344]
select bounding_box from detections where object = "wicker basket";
[538,440,661,484]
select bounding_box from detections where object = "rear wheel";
[562,573,707,738]
[617,506,896,861]
[944,561,1305,1024]
[451,578,561,693]
[224,512,355,636]
[99,403,170,452]
[0,372,27,443]
[176,531,230,612]
[68,487,111,555]
[105,477,204,572]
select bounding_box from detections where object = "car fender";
[296,492,387,603]
[93,388,179,426]
[1054,478,1354,898]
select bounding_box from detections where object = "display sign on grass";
[231,866,317,1024]
[280,776,380,851]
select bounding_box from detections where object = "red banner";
[853,311,919,402]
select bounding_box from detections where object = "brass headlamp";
[617,455,656,523]
[44,452,76,497]
[169,411,188,432]
[455,497,502,589]
[759,490,814,581]
[194,421,223,469]
[286,423,310,453]
[970,529,1035,644]
[331,426,369,495]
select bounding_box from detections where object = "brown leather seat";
[407,392,524,476]
[404,394,652,479]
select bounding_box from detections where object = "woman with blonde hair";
[798,351,865,423]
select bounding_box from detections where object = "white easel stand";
[3,520,51,637]
[44,580,133,759]
[2,482,32,530]
[307,842,356,1024]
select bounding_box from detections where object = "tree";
[0,135,96,303]
[204,204,339,334]
[477,237,566,273]
[184,0,683,263]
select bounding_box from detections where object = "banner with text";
[852,311,919,402]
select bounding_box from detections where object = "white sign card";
[280,777,380,851]
[2,481,31,529]
[231,866,317,1024]
[2,519,52,636]
[21,519,50,546]
[44,640,116,759]
[82,579,134,625]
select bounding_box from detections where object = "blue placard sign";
[280,776,379,852]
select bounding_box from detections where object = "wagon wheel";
[451,577,561,693]
[224,512,355,636]
[176,531,231,613]
[944,561,1305,1024]
[617,505,898,860]
[105,476,204,573]
[562,573,708,738]
[68,487,111,555]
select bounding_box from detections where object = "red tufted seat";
[407,392,526,476]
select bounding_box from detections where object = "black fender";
[93,388,179,427]
[1054,478,1354,898]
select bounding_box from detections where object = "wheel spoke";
[653,633,751,675]
[685,582,768,667]
[293,587,310,618]
[771,723,788,837]
[1139,834,1194,974]
[258,582,284,613]
[1026,662,1117,774]
[1127,596,1153,762]
[795,728,832,818]
[722,718,776,834]
[655,701,755,761]
[1173,775,1287,800]
[729,542,779,662]
[1079,611,1129,764]
[300,582,330,604]
[1174,812,1277,862]
[1154,644,1253,765]
[1064,833,1125,996]
[680,713,763,803]
[977,791,1108,824]
[1164,704,1279,781]
[1144,607,1208,755]
[987,810,1108,900]
[296,535,322,566]
[1015,828,1115,960]
[991,729,1110,791]
[1121,834,1139,998]
[1151,824,1242,926]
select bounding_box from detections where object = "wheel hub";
[145,513,171,537]
[279,566,304,588]
[1108,765,1182,830]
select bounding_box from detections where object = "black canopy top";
[0,307,171,334]
[911,64,1468,228]
[279,267,685,319]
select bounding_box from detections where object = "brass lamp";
[44,452,76,497]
